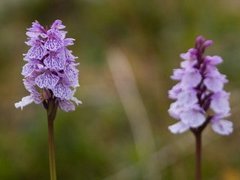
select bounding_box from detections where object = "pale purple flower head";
[15,20,81,112]
[168,36,232,135]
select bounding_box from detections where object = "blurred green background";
[1,0,240,179]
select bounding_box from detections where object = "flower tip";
[179,53,188,60]
[51,19,65,29]
[71,97,82,105]
[14,96,34,110]
[203,40,213,48]
[196,35,205,44]
[168,126,178,134]
[14,102,22,110]
[55,19,62,23]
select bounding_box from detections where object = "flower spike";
[168,36,232,135]
[15,20,81,112]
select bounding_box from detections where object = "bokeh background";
[1,0,240,179]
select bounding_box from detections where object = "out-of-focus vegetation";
[1,0,240,179]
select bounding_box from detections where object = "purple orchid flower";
[168,36,232,135]
[15,20,81,112]
[15,20,82,180]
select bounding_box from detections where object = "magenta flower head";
[15,20,81,112]
[168,36,232,135]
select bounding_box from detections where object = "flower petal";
[177,90,198,107]
[205,55,223,65]
[71,96,82,105]
[26,21,46,38]
[210,91,230,115]
[51,20,65,29]
[65,64,79,87]
[22,63,35,77]
[181,69,202,89]
[15,95,34,110]
[180,48,197,61]
[35,72,59,89]
[204,76,224,92]
[180,109,205,128]
[211,119,233,135]
[171,69,185,80]
[64,38,75,46]
[26,45,45,60]
[45,35,63,51]
[44,51,65,70]
[52,83,73,100]
[168,122,189,134]
[59,100,75,112]
[168,83,182,99]
[168,102,183,119]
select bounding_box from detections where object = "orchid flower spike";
[15,20,81,112]
[168,36,232,135]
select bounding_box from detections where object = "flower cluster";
[15,20,81,112]
[168,36,232,135]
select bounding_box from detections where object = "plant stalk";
[194,130,202,180]
[46,99,58,180]
[48,116,57,180]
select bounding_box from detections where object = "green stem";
[48,115,57,180]
[46,99,58,180]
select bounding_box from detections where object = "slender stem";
[48,115,57,180]
[46,98,58,180]
[194,131,202,180]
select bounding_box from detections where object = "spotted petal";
[59,100,75,112]
[35,72,59,89]
[22,63,35,77]
[26,45,45,60]
[45,35,63,51]
[44,51,65,70]
[52,83,73,100]
[65,65,79,87]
